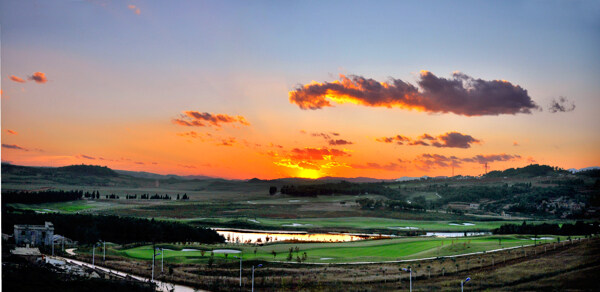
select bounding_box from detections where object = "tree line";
[2,190,84,204]
[493,221,599,235]
[280,181,397,197]
[3,208,224,244]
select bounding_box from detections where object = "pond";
[424,231,492,237]
[215,229,378,243]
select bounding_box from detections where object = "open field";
[79,235,577,264]
[69,237,598,291]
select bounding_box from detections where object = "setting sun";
[297,169,322,179]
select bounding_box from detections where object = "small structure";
[10,246,42,263]
[14,222,54,247]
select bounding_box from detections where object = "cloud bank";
[289,71,539,116]
[376,132,481,148]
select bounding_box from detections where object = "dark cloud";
[375,135,410,144]
[419,133,435,140]
[328,139,353,146]
[77,154,96,160]
[173,111,250,128]
[409,140,430,146]
[431,132,480,148]
[377,132,480,149]
[462,154,521,164]
[28,72,48,84]
[548,96,575,113]
[2,144,28,151]
[414,153,462,170]
[9,76,26,83]
[289,72,539,116]
[312,132,332,139]
[311,132,353,146]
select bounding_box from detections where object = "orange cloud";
[173,111,250,128]
[272,147,351,173]
[289,72,539,116]
[29,72,48,84]
[9,75,26,83]
[128,4,141,15]
[289,147,350,161]
[6,130,18,135]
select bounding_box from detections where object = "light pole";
[161,248,164,273]
[402,267,412,292]
[233,254,242,287]
[103,241,106,261]
[252,264,263,292]
[461,277,471,292]
[152,248,162,282]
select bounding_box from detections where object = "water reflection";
[425,232,491,237]
[215,229,376,243]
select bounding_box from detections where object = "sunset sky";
[1,1,599,179]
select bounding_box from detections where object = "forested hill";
[57,165,118,177]
[485,164,567,178]
[1,163,117,177]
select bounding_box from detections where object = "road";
[52,250,206,292]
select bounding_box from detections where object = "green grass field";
[105,235,572,264]
[11,200,100,213]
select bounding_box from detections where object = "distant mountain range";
[3,162,599,183]
[114,169,214,180]
[567,166,600,173]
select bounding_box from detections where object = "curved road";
[56,249,206,292]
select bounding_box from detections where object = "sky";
[1,0,599,179]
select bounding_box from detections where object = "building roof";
[11,247,42,256]
[14,221,54,230]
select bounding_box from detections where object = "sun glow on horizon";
[296,168,322,179]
